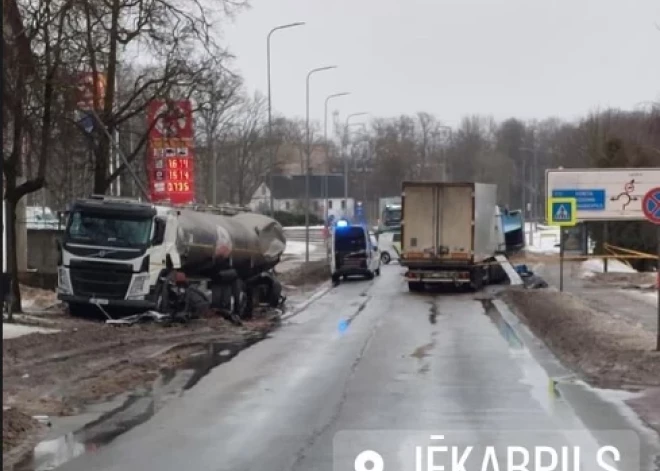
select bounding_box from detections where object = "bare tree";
[3,0,76,313]
[194,68,243,203]
[217,92,271,205]
[66,0,248,194]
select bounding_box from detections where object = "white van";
[330,222,380,284]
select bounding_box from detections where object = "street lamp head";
[346,112,369,125]
[314,65,337,74]
[268,22,305,39]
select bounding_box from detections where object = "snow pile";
[3,323,60,339]
[579,259,637,279]
[284,241,318,256]
[525,223,560,254]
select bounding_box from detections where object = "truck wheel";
[365,271,375,280]
[408,282,424,293]
[332,274,340,286]
[375,268,381,276]
[381,252,391,264]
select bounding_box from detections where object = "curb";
[281,282,333,321]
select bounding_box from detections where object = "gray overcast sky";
[224,0,660,128]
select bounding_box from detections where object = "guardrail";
[283,226,326,243]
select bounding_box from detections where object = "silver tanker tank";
[174,209,286,279]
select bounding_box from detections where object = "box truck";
[399,182,503,292]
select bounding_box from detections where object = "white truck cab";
[57,196,178,315]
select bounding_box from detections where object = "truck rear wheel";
[408,282,424,293]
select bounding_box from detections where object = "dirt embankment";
[3,313,275,415]
[278,260,330,288]
[502,288,660,388]
[2,408,45,471]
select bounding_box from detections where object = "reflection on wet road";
[52,266,657,471]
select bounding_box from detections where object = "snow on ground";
[284,241,318,256]
[3,323,60,339]
[524,223,560,254]
[579,258,637,278]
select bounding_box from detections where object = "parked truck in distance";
[57,195,286,321]
[399,182,504,292]
[377,197,402,233]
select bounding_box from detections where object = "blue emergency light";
[336,219,349,228]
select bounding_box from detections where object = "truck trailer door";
[435,185,473,259]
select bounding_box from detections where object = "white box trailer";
[399,181,502,291]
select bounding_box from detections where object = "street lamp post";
[323,92,350,223]
[305,65,338,263]
[266,22,305,216]
[344,112,368,216]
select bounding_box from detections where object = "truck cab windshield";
[66,211,153,248]
[335,227,367,252]
[382,208,401,226]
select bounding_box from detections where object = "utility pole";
[266,22,305,216]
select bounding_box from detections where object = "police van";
[330,220,380,284]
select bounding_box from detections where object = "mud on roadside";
[2,308,278,470]
[3,263,331,469]
[278,260,330,288]
[500,287,660,434]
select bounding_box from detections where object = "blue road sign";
[642,187,660,224]
[551,201,572,221]
[552,189,606,211]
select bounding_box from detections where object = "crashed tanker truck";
[56,195,286,318]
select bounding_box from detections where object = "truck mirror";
[153,218,166,245]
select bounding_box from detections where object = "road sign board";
[641,187,660,225]
[546,168,660,221]
[547,197,577,227]
[551,189,605,211]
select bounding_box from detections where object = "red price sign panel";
[147,137,195,205]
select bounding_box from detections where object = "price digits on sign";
[166,181,191,192]
[167,158,191,170]
[167,170,191,181]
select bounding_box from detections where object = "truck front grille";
[69,261,133,299]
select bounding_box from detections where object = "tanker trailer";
[174,209,286,314]
[57,195,286,320]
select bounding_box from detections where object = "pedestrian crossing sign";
[547,197,577,227]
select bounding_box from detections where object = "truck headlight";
[127,274,150,298]
[57,267,72,295]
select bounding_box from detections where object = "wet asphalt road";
[57,266,650,471]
